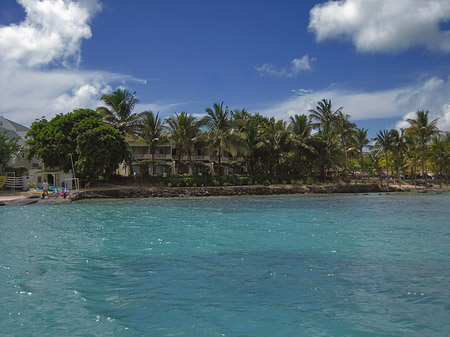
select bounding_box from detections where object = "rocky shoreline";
[75,183,403,199]
[2,183,447,205]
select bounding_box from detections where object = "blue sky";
[1,0,450,136]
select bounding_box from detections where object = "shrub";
[239,176,252,186]
[306,177,314,185]
[263,179,271,186]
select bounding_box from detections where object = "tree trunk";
[217,147,222,175]
[385,152,389,186]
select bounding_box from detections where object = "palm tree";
[334,112,356,170]
[203,102,246,174]
[97,88,141,135]
[309,131,341,182]
[352,128,370,169]
[375,129,395,185]
[309,99,343,133]
[232,108,251,132]
[288,114,315,176]
[165,112,202,174]
[403,134,420,186]
[139,111,164,175]
[429,134,450,187]
[390,129,407,186]
[405,110,439,184]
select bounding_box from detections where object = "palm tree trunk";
[422,140,427,184]
[385,152,389,186]
[217,147,222,175]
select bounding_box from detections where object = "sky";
[1,0,450,137]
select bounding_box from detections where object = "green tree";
[309,131,342,182]
[97,88,142,135]
[352,128,370,169]
[258,118,291,175]
[405,110,440,183]
[0,131,20,172]
[390,129,407,186]
[334,112,356,170]
[139,111,164,174]
[74,118,129,180]
[288,114,315,176]
[203,102,246,174]
[309,99,342,133]
[165,112,203,174]
[429,134,450,187]
[375,129,395,185]
[26,109,129,180]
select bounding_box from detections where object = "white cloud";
[259,76,450,132]
[0,0,152,126]
[256,55,316,77]
[0,0,101,68]
[309,0,450,53]
[0,67,140,124]
[291,88,314,97]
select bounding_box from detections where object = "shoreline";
[1,183,448,205]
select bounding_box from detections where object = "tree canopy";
[26,109,129,180]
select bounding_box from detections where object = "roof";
[0,126,20,140]
[5,118,29,132]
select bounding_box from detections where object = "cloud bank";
[309,0,450,53]
[0,0,137,125]
[259,77,450,132]
[256,55,316,77]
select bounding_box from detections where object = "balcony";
[155,153,172,159]
[132,153,150,160]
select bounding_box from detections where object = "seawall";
[74,183,401,199]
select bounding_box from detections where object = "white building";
[0,116,73,190]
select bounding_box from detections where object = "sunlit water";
[1,193,449,336]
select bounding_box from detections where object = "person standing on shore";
[42,180,49,198]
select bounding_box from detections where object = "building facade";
[125,137,246,176]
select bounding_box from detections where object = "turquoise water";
[1,193,449,336]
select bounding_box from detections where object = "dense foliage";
[25,86,450,186]
[138,99,449,185]
[0,131,20,171]
[26,109,129,180]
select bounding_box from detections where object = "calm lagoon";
[1,193,449,336]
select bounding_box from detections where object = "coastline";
[74,183,448,199]
[1,183,448,205]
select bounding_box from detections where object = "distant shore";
[1,183,448,206]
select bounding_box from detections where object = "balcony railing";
[132,153,150,159]
[155,153,172,159]
[209,156,244,162]
[192,155,208,160]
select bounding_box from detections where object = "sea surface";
[1,192,449,337]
